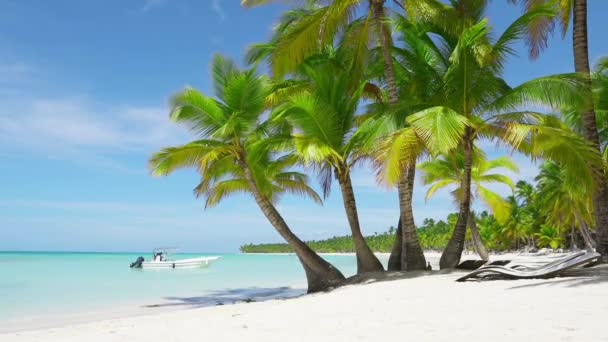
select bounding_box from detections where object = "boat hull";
[141,256,219,269]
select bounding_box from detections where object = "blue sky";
[1,0,607,252]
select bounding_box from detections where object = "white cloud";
[0,98,187,156]
[211,0,225,22]
[0,199,180,212]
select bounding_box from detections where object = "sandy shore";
[3,253,607,342]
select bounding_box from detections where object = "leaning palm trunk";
[573,0,608,261]
[387,219,403,271]
[574,210,596,251]
[398,166,427,270]
[239,160,345,292]
[468,212,489,261]
[337,172,384,273]
[440,128,473,269]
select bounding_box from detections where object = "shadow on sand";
[506,264,608,290]
[343,268,462,287]
[143,287,306,309]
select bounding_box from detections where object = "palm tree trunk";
[372,1,427,271]
[371,0,399,103]
[468,212,489,261]
[573,0,608,261]
[337,171,384,273]
[440,128,473,269]
[574,209,596,251]
[570,224,578,250]
[387,218,403,271]
[398,165,427,270]
[238,159,345,292]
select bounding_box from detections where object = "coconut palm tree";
[242,1,423,269]
[270,50,385,273]
[535,225,563,249]
[242,0,401,102]
[364,16,453,271]
[148,54,345,292]
[375,1,602,268]
[501,195,535,249]
[563,57,608,161]
[418,153,519,260]
[509,0,608,260]
[535,160,596,250]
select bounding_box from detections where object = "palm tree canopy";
[242,0,384,76]
[268,45,386,195]
[535,160,593,229]
[418,152,518,222]
[167,54,270,143]
[149,54,322,208]
[374,1,601,190]
[507,0,574,59]
[562,57,608,159]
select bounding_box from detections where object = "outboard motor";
[130,256,145,268]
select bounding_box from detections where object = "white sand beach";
[3,253,607,342]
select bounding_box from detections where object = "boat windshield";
[152,248,178,261]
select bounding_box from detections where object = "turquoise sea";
[0,251,371,332]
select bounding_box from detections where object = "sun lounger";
[456,252,600,282]
[487,260,511,266]
[508,251,586,271]
[456,260,488,270]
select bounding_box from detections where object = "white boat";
[130,249,220,269]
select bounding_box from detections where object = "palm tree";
[418,153,519,260]
[148,55,345,292]
[375,1,602,268]
[242,0,424,270]
[501,195,534,249]
[365,17,453,271]
[535,161,596,250]
[513,180,543,245]
[510,0,608,260]
[514,180,535,207]
[535,225,563,249]
[271,50,384,273]
[242,0,401,101]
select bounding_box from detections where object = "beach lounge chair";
[487,260,511,266]
[456,260,488,270]
[508,251,586,271]
[456,252,600,282]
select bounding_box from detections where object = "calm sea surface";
[0,252,377,331]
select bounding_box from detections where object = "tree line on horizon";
[148,0,608,293]
[241,172,599,254]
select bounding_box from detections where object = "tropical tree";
[477,211,504,250]
[365,17,457,271]
[513,180,544,243]
[535,225,563,249]
[376,1,601,269]
[418,153,519,260]
[501,195,534,249]
[535,160,596,250]
[148,55,345,292]
[242,0,401,101]
[242,0,425,271]
[510,0,608,260]
[270,49,385,273]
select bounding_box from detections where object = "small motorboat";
[130,248,220,269]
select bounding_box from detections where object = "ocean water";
[0,252,371,331]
